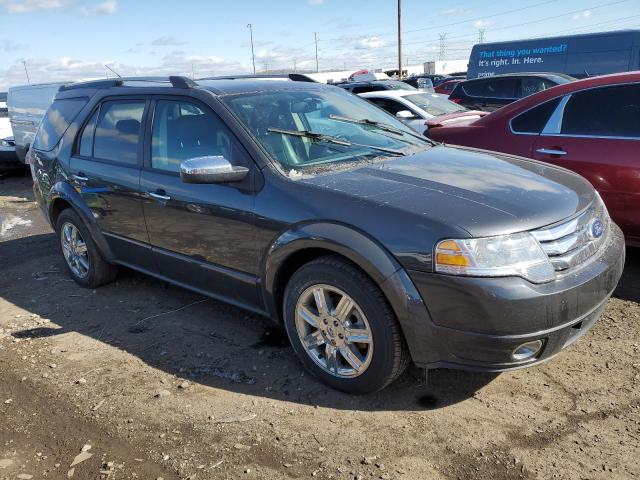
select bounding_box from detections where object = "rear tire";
[283,255,410,394]
[56,209,117,288]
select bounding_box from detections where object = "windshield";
[223,87,430,171]
[403,93,467,116]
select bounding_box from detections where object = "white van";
[0,92,21,169]
[7,82,66,163]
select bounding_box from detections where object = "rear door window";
[561,84,640,138]
[33,98,88,151]
[511,98,561,134]
[483,78,517,99]
[93,100,145,165]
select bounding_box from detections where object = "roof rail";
[59,79,123,91]
[169,76,198,89]
[198,73,317,83]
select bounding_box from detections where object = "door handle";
[148,191,171,201]
[72,174,89,182]
[536,148,567,156]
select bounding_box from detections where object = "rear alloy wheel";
[60,222,90,279]
[56,209,118,288]
[283,255,410,394]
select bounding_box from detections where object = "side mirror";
[396,110,416,120]
[180,156,249,184]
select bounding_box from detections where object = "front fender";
[48,181,115,261]
[262,222,438,366]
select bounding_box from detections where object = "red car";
[427,72,640,246]
[434,79,463,95]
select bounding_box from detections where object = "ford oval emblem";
[590,219,604,239]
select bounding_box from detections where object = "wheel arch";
[47,181,115,261]
[263,222,438,366]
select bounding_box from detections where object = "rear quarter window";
[33,98,88,151]
[511,98,561,134]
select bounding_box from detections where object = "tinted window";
[78,110,98,157]
[561,84,640,137]
[33,98,88,151]
[511,98,561,134]
[93,101,145,165]
[464,78,517,98]
[520,77,555,97]
[151,100,234,173]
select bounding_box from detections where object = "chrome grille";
[531,195,610,272]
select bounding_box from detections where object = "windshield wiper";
[328,114,434,144]
[267,127,404,156]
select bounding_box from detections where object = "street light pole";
[397,0,402,79]
[247,23,256,74]
[314,32,319,73]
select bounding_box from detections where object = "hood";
[425,110,488,128]
[302,145,594,237]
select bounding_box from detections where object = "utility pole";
[247,23,256,74]
[314,32,319,73]
[438,33,447,61]
[397,0,402,79]
[478,28,486,44]
[22,60,30,85]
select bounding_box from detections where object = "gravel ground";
[1,172,638,480]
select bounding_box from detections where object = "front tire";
[283,255,410,394]
[56,209,117,288]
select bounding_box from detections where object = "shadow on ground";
[0,231,505,412]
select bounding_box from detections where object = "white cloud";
[356,36,387,49]
[572,10,592,20]
[150,36,186,47]
[81,0,117,15]
[440,8,471,16]
[0,0,73,13]
[473,19,491,29]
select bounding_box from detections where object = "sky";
[0,0,639,89]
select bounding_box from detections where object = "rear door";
[533,83,640,242]
[69,97,154,270]
[140,96,260,307]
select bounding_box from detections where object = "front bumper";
[406,223,625,371]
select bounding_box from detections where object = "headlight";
[435,232,555,283]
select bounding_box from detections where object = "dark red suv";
[428,72,640,246]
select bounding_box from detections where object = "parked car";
[358,90,484,134]
[336,79,417,94]
[427,72,640,246]
[403,74,448,88]
[434,79,464,95]
[30,76,624,394]
[0,92,20,170]
[449,73,574,111]
[7,82,66,163]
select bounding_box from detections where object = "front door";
[140,97,260,308]
[532,84,640,243]
[70,98,155,270]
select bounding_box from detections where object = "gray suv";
[30,75,624,393]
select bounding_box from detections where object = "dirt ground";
[0,171,638,480]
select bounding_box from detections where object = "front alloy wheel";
[283,255,410,394]
[295,284,373,378]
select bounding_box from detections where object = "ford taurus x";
[29,76,625,394]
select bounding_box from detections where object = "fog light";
[512,340,543,361]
